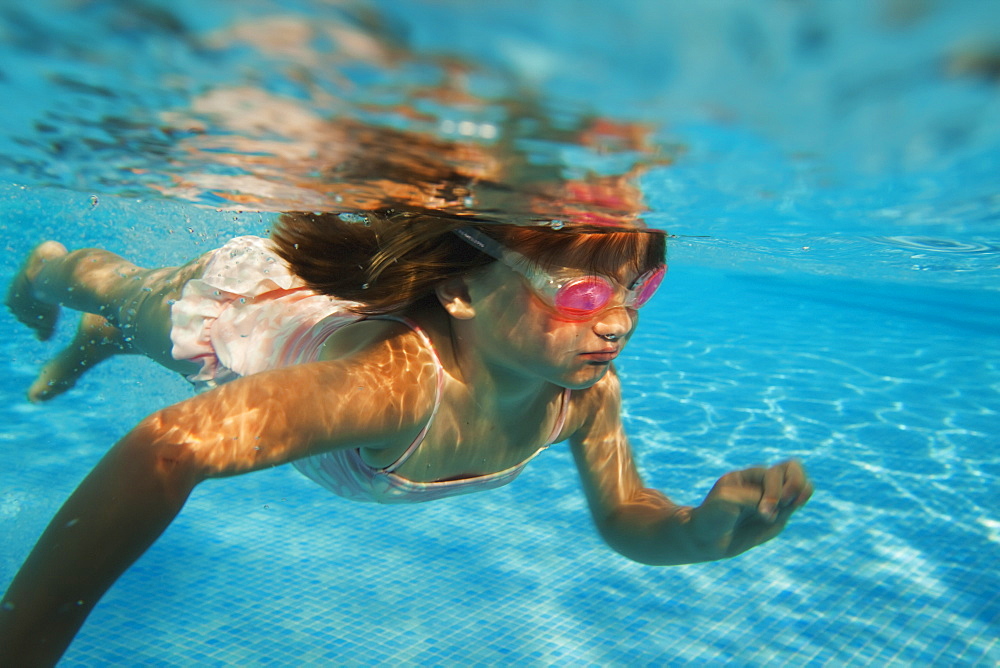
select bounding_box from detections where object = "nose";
[592,306,635,342]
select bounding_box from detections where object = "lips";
[580,349,619,363]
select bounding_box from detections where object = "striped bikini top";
[290,313,571,504]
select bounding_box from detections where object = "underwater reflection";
[5,5,675,229]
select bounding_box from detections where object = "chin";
[560,363,612,390]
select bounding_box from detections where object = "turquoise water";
[2,1,998,665]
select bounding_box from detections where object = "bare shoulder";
[316,316,440,434]
[315,317,440,419]
[316,317,417,361]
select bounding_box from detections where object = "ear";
[435,277,476,320]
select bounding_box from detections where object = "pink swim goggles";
[453,227,666,321]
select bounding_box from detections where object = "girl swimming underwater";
[1,210,811,664]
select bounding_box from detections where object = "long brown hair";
[272,209,666,315]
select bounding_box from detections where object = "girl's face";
[464,258,644,389]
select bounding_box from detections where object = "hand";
[689,460,813,560]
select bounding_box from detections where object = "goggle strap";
[453,227,506,261]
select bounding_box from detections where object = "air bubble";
[549,220,565,230]
[339,212,368,225]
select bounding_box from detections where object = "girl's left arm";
[568,370,812,565]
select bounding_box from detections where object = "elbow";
[116,413,204,497]
[593,515,661,566]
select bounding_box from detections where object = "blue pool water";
[2,1,999,665]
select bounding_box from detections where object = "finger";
[759,465,785,521]
[778,461,803,504]
[705,480,767,519]
[761,505,795,536]
[727,466,767,487]
[778,460,813,507]
[794,480,815,506]
[728,465,782,521]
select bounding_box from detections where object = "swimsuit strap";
[371,316,445,474]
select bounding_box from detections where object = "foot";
[28,313,128,402]
[5,241,68,341]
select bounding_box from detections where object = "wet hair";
[272,209,666,315]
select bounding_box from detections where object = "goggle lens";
[632,265,666,308]
[550,265,665,319]
[553,277,615,318]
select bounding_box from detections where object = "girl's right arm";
[0,332,438,667]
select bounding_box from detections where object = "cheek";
[473,276,592,357]
[472,275,524,320]
[475,283,553,345]
[532,319,593,362]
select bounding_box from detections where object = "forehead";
[519,230,661,279]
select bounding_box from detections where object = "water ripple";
[867,236,1000,254]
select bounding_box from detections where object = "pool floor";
[2,263,997,666]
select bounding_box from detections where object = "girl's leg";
[6,242,208,398]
